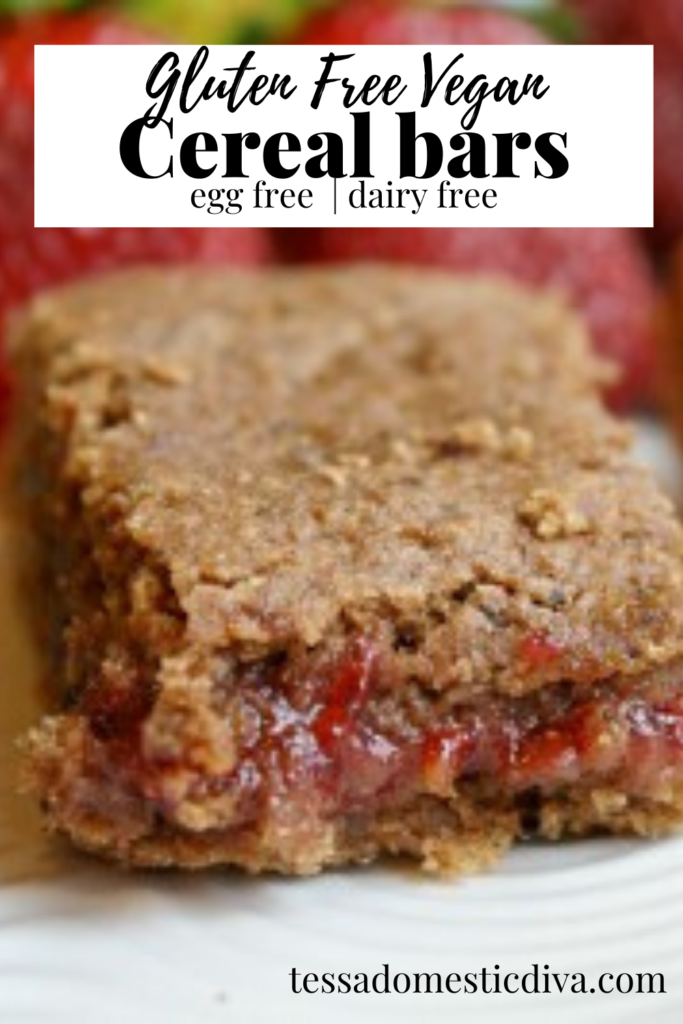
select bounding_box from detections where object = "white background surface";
[34,45,653,228]
[0,420,681,1023]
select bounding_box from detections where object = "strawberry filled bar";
[13,267,683,874]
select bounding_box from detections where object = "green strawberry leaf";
[118,0,323,45]
[520,8,581,42]
[0,0,88,11]
[231,0,326,44]
[483,0,581,43]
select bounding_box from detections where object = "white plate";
[2,420,683,1024]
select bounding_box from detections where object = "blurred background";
[0,0,681,429]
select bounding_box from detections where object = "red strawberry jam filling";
[79,637,683,831]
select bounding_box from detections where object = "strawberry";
[289,2,551,45]
[567,0,683,246]
[284,2,659,410]
[0,12,272,331]
[658,244,683,448]
[564,0,627,39]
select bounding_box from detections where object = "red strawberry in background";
[0,12,272,332]
[658,243,683,447]
[567,0,683,246]
[564,0,626,39]
[289,2,551,45]
[285,1,659,411]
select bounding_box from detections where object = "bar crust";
[13,267,683,873]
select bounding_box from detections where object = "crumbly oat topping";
[12,267,683,691]
[517,488,591,540]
